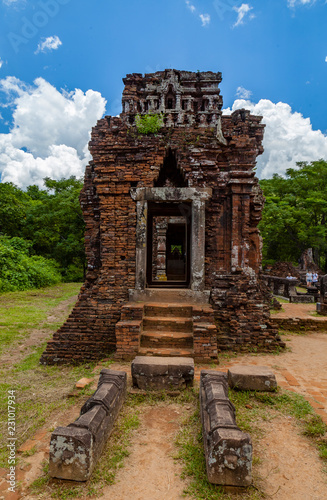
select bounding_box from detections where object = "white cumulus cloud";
[199,13,210,26]
[325,56,327,62]
[223,99,327,179]
[35,35,62,55]
[0,59,3,69]
[233,3,254,27]
[0,77,106,188]
[236,86,252,99]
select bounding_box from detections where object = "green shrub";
[0,236,62,293]
[135,113,164,135]
[63,262,84,282]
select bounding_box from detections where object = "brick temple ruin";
[41,69,285,365]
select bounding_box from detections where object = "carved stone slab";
[228,365,277,392]
[200,370,252,487]
[49,369,127,481]
[132,355,194,390]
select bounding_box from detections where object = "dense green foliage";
[259,160,327,270]
[135,113,164,134]
[0,182,32,236]
[0,176,85,292]
[23,177,86,281]
[0,236,62,292]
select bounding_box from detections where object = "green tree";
[0,177,86,285]
[259,160,327,270]
[0,182,32,237]
[23,177,85,281]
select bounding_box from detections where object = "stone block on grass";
[49,369,126,481]
[228,365,277,392]
[131,356,194,390]
[200,370,252,487]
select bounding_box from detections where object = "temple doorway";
[146,202,191,288]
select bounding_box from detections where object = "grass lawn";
[0,284,102,468]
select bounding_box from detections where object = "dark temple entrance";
[147,202,191,288]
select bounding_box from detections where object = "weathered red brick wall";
[41,70,284,364]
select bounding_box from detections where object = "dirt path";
[215,332,327,422]
[100,405,187,500]
[256,416,327,500]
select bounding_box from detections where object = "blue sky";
[0,0,326,186]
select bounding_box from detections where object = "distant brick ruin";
[41,69,285,364]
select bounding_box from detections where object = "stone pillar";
[273,279,284,296]
[191,198,206,291]
[240,194,250,269]
[155,219,168,281]
[175,92,182,111]
[49,369,127,481]
[135,199,147,290]
[160,94,165,112]
[229,184,252,271]
[200,370,252,486]
[230,188,240,269]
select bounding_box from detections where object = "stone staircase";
[115,299,218,362]
[139,304,194,357]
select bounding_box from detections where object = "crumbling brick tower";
[41,69,284,365]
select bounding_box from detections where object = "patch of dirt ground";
[100,405,187,500]
[221,333,327,402]
[255,415,327,500]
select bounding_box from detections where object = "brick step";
[143,317,193,332]
[138,347,194,358]
[129,289,210,304]
[192,306,216,322]
[141,331,193,348]
[193,322,217,332]
[144,304,193,318]
[120,303,144,321]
